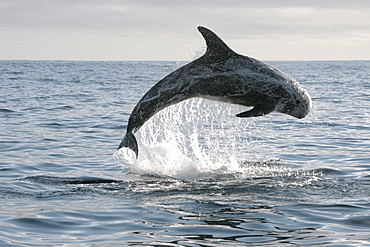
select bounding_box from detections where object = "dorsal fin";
[197,26,235,57]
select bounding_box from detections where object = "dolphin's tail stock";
[118,132,138,158]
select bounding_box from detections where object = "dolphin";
[118,26,312,157]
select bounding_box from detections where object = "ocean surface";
[1,60,369,246]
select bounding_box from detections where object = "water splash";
[114,98,284,179]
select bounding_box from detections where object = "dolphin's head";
[276,85,312,119]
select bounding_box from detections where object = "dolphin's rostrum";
[118,26,312,157]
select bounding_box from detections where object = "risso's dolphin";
[118,26,312,157]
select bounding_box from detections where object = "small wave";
[39,122,66,128]
[310,168,346,176]
[91,124,122,130]
[24,175,120,185]
[0,108,16,113]
[46,105,74,111]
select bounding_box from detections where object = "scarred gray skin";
[118,26,312,157]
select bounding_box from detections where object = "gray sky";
[1,0,370,61]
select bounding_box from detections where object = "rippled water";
[1,60,370,246]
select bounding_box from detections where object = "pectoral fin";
[236,104,276,118]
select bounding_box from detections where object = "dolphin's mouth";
[275,88,312,119]
[296,94,312,119]
[301,89,313,118]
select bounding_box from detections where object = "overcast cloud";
[1,0,369,60]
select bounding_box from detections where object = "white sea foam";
[114,98,286,179]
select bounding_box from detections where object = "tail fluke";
[118,132,138,158]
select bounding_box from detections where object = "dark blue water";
[1,60,370,246]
